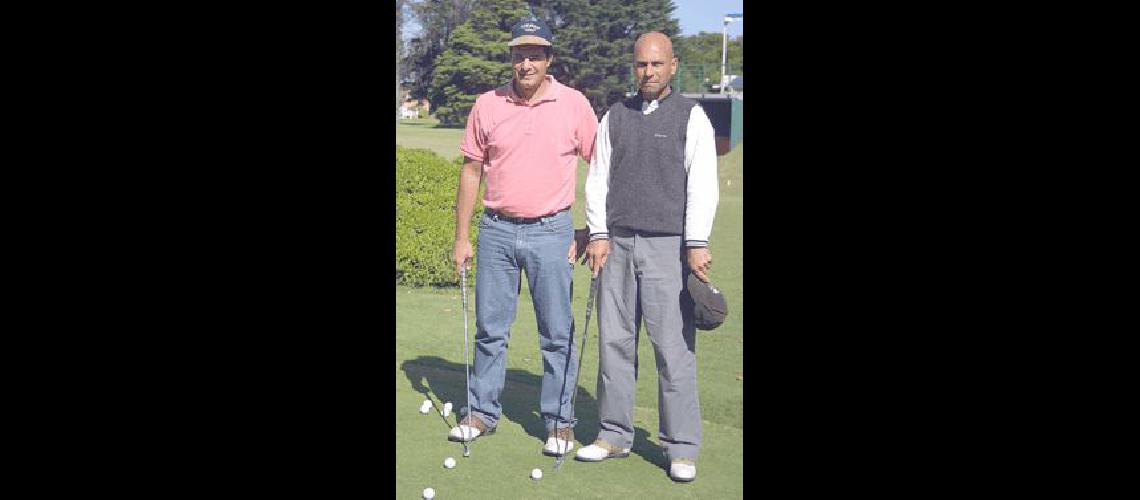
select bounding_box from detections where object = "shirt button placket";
[525,103,534,135]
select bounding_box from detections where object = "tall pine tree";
[404,0,477,104]
[530,0,679,116]
[427,0,530,125]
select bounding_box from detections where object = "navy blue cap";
[508,18,553,47]
[687,274,728,330]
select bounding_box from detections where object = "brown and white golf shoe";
[447,414,494,442]
[573,438,631,462]
[542,427,576,456]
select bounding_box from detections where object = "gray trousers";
[595,228,701,461]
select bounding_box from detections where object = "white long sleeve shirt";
[585,98,719,246]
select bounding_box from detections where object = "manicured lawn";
[396,118,466,162]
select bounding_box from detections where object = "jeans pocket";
[543,215,572,234]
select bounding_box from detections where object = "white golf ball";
[422,487,435,499]
[443,457,456,469]
[531,468,543,479]
[419,405,430,414]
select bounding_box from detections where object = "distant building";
[400,103,419,119]
[400,97,431,120]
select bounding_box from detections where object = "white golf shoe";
[447,415,492,442]
[448,425,481,441]
[669,459,696,482]
[542,427,575,456]
[573,439,631,461]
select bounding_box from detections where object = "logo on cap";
[520,23,540,32]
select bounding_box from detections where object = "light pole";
[721,13,742,94]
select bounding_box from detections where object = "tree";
[412,0,685,124]
[531,0,680,116]
[673,31,743,92]
[397,0,405,122]
[428,0,530,125]
[403,0,477,104]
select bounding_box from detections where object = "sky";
[673,0,744,38]
[401,1,743,43]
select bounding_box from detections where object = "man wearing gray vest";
[573,32,718,483]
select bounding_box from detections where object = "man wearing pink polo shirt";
[448,17,598,458]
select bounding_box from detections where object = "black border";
[104,3,1033,495]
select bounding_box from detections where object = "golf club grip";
[461,265,470,344]
[460,266,468,311]
[584,276,597,321]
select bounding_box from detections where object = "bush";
[396,145,482,287]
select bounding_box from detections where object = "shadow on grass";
[400,355,668,472]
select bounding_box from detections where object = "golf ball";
[531,468,543,479]
[419,405,430,414]
[422,487,435,499]
[443,457,456,469]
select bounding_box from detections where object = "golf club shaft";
[554,275,599,470]
[462,265,471,456]
[568,276,598,420]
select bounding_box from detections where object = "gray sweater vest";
[606,93,696,236]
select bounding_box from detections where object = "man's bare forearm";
[455,159,483,241]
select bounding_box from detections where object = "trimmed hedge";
[396,145,482,287]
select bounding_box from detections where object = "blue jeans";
[465,209,577,433]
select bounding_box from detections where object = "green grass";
[397,124,745,498]
[396,117,467,162]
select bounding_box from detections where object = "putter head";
[463,448,470,457]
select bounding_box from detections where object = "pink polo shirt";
[460,76,598,218]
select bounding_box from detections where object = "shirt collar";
[639,85,675,110]
[638,85,670,107]
[505,75,561,104]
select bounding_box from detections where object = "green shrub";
[396,145,482,287]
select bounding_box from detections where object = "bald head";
[634,32,674,60]
[633,32,677,100]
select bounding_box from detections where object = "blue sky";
[673,0,744,38]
